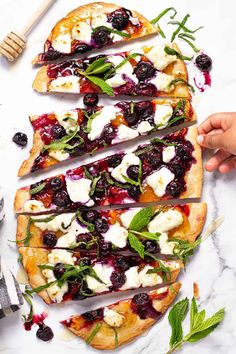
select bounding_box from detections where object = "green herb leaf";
[168,298,189,348]
[30,215,56,223]
[165,115,187,128]
[24,218,33,246]
[83,110,101,133]
[168,78,195,93]
[128,232,145,258]
[93,26,130,38]
[86,323,102,344]
[22,290,34,323]
[130,230,160,241]
[135,146,153,156]
[168,21,203,34]
[178,33,200,53]
[85,58,109,74]
[151,137,177,146]
[190,297,198,331]
[129,207,154,231]
[112,328,119,348]
[76,210,95,232]
[178,32,196,41]
[86,75,114,96]
[164,46,193,61]
[43,126,82,152]
[89,176,101,197]
[30,182,46,195]
[27,280,58,295]
[151,7,177,24]
[171,14,190,42]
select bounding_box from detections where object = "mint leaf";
[151,7,177,25]
[164,46,193,61]
[86,323,102,344]
[130,230,160,241]
[151,137,177,146]
[187,324,219,343]
[168,78,195,93]
[171,14,190,42]
[85,58,107,74]
[128,232,145,258]
[86,75,114,96]
[30,182,46,195]
[129,207,154,231]
[190,297,198,330]
[189,309,225,334]
[168,298,189,348]
[93,26,130,38]
[178,33,200,53]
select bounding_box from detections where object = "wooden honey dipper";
[0,0,56,62]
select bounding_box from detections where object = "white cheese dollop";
[66,177,94,206]
[162,260,181,270]
[162,146,175,163]
[86,264,113,293]
[120,266,140,290]
[88,106,120,141]
[49,150,70,161]
[50,76,80,93]
[114,124,139,143]
[102,222,128,248]
[120,208,142,228]
[55,110,78,133]
[148,209,183,233]
[154,104,173,128]
[146,167,174,197]
[146,45,177,71]
[56,230,78,248]
[23,200,47,213]
[91,13,112,29]
[111,153,140,183]
[138,265,163,287]
[34,213,74,232]
[151,72,175,93]
[72,21,92,43]
[52,33,71,53]
[158,233,176,255]
[137,121,153,134]
[42,268,68,303]
[48,249,75,265]
[103,307,125,327]
[106,55,138,87]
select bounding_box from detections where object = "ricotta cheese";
[146,45,177,71]
[114,124,139,143]
[49,150,70,161]
[158,233,176,255]
[146,167,174,197]
[120,266,140,290]
[88,106,120,141]
[162,146,175,163]
[162,260,181,270]
[103,307,125,327]
[138,265,163,287]
[34,213,74,232]
[148,209,183,233]
[106,55,138,87]
[42,268,68,303]
[52,33,71,53]
[137,121,153,134]
[50,76,80,93]
[154,104,173,128]
[48,249,75,265]
[65,177,94,206]
[111,153,140,183]
[71,21,92,43]
[23,200,47,213]
[55,230,77,248]
[151,72,175,93]
[86,263,113,293]
[55,110,78,133]
[102,222,128,248]
[91,13,112,29]
[120,208,142,228]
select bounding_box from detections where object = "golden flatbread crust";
[32,2,158,64]
[14,188,31,214]
[62,282,181,350]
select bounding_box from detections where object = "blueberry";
[110,271,126,289]
[43,49,62,61]
[93,27,111,46]
[82,309,104,321]
[127,165,139,180]
[79,257,91,267]
[88,165,100,177]
[76,233,92,249]
[124,111,139,126]
[170,163,184,178]
[43,233,57,247]
[128,185,141,199]
[83,93,99,107]
[135,83,157,97]
[95,218,109,233]
[114,256,130,271]
[81,210,99,223]
[36,323,54,341]
[143,240,159,254]
[134,101,154,119]
[50,177,63,191]
[51,125,66,139]
[134,61,155,81]
[12,132,28,147]
[132,293,150,306]
[146,151,162,169]
[74,44,91,54]
[195,54,212,72]
[53,263,66,279]
[53,190,70,207]
[102,125,116,143]
[166,179,185,198]
[110,11,129,30]
[99,240,112,256]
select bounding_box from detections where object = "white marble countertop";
[0,0,236,353]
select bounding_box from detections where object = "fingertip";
[197,135,204,145]
[218,164,231,173]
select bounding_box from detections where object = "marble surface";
[0,0,236,353]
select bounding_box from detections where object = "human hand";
[197,113,236,173]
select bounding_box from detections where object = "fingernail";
[197,135,204,144]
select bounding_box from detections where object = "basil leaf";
[128,232,145,258]
[129,207,154,231]
[24,218,33,246]
[93,26,130,38]
[85,58,107,74]
[164,46,193,61]
[43,126,80,152]
[76,210,95,232]
[121,174,140,187]
[86,75,114,96]
[168,20,203,34]
[112,328,119,349]
[171,14,190,42]
[178,32,196,41]
[168,78,195,93]
[151,7,177,24]
[168,298,189,348]
[151,137,177,146]
[178,33,200,53]
[89,176,101,197]
[130,230,160,241]
[27,280,58,295]
[166,115,187,129]
[84,110,101,133]
[135,146,153,156]
[30,182,46,195]
[22,291,34,323]
[38,264,55,270]
[31,215,56,223]
[86,323,102,344]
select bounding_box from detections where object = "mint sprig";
[129,207,154,231]
[166,297,225,353]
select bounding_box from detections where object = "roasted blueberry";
[102,125,116,143]
[36,323,54,342]
[110,10,129,30]
[134,61,155,81]
[13,132,28,147]
[135,83,156,97]
[107,155,122,167]
[53,190,70,207]
[132,292,150,306]
[93,27,111,46]
[76,233,92,249]
[79,257,91,267]
[127,165,139,180]
[110,271,126,288]
[43,232,57,247]
[195,54,212,72]
[170,163,184,178]
[134,101,154,119]
[74,43,91,54]
[124,111,139,126]
[83,93,99,107]
[99,240,112,256]
[166,179,185,198]
[114,256,130,271]
[51,125,66,139]
[95,218,109,233]
[81,209,99,223]
[146,151,162,169]
[53,263,66,279]
[50,177,63,191]
[88,165,100,177]
[128,185,141,199]
[143,240,160,253]
[82,308,104,321]
[43,49,62,61]
[176,142,192,161]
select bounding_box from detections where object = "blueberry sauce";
[131,293,162,320]
[24,311,54,341]
[194,53,212,92]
